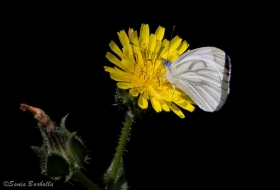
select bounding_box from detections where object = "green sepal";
[59,114,71,137]
[103,158,128,190]
[37,123,50,148]
[31,146,47,171]
[46,152,70,180]
[69,132,88,167]
[115,88,150,119]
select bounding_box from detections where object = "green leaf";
[69,132,88,167]
[103,158,128,190]
[46,152,70,180]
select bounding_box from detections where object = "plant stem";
[73,171,102,190]
[107,111,133,190]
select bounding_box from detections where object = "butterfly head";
[161,59,177,84]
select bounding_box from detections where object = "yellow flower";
[104,24,195,118]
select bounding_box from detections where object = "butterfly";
[163,47,231,112]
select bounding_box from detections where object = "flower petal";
[106,52,126,71]
[177,40,189,55]
[179,93,195,104]
[169,103,185,118]
[174,101,195,112]
[155,26,165,41]
[151,97,162,112]
[130,88,139,97]
[118,30,133,58]
[109,41,123,58]
[104,66,132,82]
[121,59,135,73]
[138,94,148,109]
[130,31,144,66]
[148,85,162,99]
[110,73,126,81]
[160,100,170,112]
[169,36,182,52]
[139,24,149,48]
[104,66,114,72]
[148,34,157,53]
[117,82,135,89]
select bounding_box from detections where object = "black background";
[2,2,268,190]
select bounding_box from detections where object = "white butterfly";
[164,47,231,112]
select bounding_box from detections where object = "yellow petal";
[148,34,156,53]
[104,66,132,81]
[148,85,162,99]
[174,101,195,112]
[152,58,164,73]
[177,40,189,55]
[104,66,114,72]
[121,59,134,73]
[138,94,148,109]
[106,52,126,71]
[170,54,180,62]
[117,82,135,89]
[110,73,126,81]
[130,88,139,97]
[159,41,170,60]
[139,24,149,48]
[169,103,185,118]
[161,47,179,61]
[130,31,144,66]
[104,66,123,74]
[143,91,149,100]
[155,26,165,41]
[152,41,162,63]
[169,36,182,52]
[180,93,195,104]
[109,41,123,58]
[122,47,135,64]
[130,30,139,45]
[117,30,133,57]
[151,97,162,112]
[160,100,170,112]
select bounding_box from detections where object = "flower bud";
[20,104,88,181]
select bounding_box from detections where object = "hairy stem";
[107,111,133,190]
[73,171,102,190]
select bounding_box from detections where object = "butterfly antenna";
[167,26,175,61]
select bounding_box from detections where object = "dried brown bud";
[20,103,54,133]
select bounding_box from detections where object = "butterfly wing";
[168,47,231,112]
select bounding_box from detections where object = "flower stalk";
[73,171,102,190]
[106,111,133,190]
